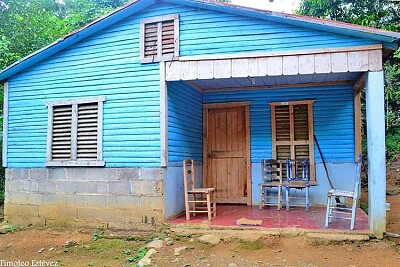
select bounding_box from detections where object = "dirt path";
[0,228,399,267]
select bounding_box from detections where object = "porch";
[162,44,386,237]
[168,204,370,234]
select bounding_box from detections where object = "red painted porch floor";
[168,205,370,234]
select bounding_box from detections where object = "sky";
[230,0,301,14]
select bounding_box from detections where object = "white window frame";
[46,96,106,167]
[139,14,180,63]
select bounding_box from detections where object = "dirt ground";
[0,158,399,267]
[0,227,399,267]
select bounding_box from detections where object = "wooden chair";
[325,154,363,230]
[259,159,283,210]
[183,159,216,221]
[283,159,310,211]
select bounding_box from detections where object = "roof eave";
[167,0,400,49]
[268,12,400,49]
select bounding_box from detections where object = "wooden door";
[203,102,251,204]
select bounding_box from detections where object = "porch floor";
[168,205,370,234]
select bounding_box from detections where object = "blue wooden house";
[1,0,399,237]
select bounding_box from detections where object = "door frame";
[203,101,252,205]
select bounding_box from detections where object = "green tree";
[0,0,131,71]
[297,0,400,31]
[0,0,69,70]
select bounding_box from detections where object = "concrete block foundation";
[4,167,165,231]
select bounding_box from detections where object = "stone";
[138,248,157,267]
[0,222,13,234]
[166,240,174,246]
[64,240,79,247]
[198,234,221,245]
[228,263,237,267]
[0,225,9,234]
[174,246,187,256]
[147,239,163,249]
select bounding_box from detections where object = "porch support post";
[365,70,386,238]
[160,62,168,167]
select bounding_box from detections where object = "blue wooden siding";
[6,2,365,168]
[140,3,378,56]
[203,84,355,163]
[7,9,169,168]
[168,81,203,166]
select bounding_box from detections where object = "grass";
[0,176,4,205]
[57,237,147,266]
[235,240,265,251]
[360,201,368,214]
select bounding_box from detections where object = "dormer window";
[140,14,179,63]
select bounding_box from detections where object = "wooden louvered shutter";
[294,104,310,159]
[161,20,175,56]
[271,100,315,182]
[51,105,72,161]
[77,102,98,160]
[144,22,158,58]
[274,105,291,160]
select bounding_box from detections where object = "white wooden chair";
[325,154,363,230]
[283,159,310,211]
[259,159,283,210]
[183,159,216,221]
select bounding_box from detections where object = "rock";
[198,234,221,245]
[138,248,157,267]
[64,240,78,247]
[189,238,195,243]
[37,248,44,253]
[0,222,13,234]
[174,246,187,256]
[0,225,10,234]
[228,263,237,267]
[147,239,164,249]
[166,240,174,246]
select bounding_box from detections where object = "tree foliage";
[297,0,400,31]
[0,0,130,71]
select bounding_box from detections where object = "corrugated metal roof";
[1,0,399,81]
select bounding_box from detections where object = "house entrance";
[203,102,251,205]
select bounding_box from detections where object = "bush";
[362,127,400,162]
[386,127,400,162]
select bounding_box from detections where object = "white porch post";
[365,70,386,238]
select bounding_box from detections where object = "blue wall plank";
[168,81,203,166]
[6,7,171,168]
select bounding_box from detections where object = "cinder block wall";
[4,168,165,230]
